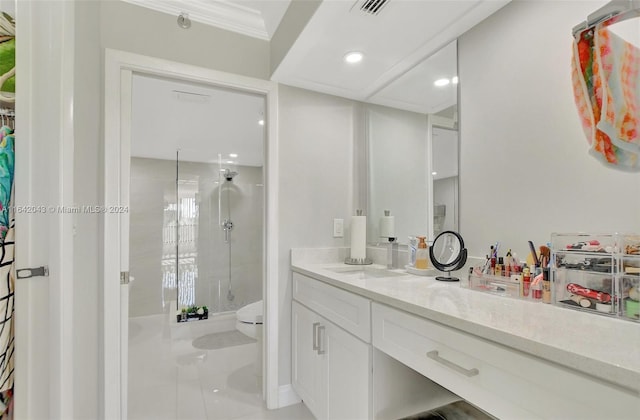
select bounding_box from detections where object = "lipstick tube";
[566,283,611,303]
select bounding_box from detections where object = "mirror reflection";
[366,40,458,244]
[432,125,459,237]
[429,230,467,282]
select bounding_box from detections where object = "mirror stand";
[429,230,467,282]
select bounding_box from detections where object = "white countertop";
[291,252,640,394]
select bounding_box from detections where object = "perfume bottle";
[415,236,429,269]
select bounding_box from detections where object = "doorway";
[103,50,280,419]
[127,73,266,418]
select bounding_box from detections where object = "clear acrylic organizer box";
[550,233,640,322]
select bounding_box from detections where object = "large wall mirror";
[366,40,458,245]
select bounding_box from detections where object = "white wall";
[277,85,356,385]
[100,0,271,80]
[73,1,101,417]
[459,0,640,260]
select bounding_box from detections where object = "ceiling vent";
[359,0,389,16]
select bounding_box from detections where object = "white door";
[324,318,371,420]
[292,301,324,417]
[119,69,133,419]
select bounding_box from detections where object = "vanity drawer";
[293,272,371,342]
[372,302,639,419]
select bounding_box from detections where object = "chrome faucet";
[222,219,233,243]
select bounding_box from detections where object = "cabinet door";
[323,320,371,420]
[292,301,324,418]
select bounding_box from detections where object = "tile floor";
[128,312,314,420]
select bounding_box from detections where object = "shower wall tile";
[130,157,263,317]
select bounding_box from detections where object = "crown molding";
[122,0,271,40]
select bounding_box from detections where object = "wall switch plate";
[333,218,344,238]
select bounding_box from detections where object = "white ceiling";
[131,73,265,165]
[127,0,511,163]
[368,40,458,115]
[271,0,510,109]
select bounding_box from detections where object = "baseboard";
[278,384,301,408]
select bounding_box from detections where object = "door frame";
[103,49,280,418]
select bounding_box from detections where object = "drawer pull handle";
[312,322,320,351]
[427,350,479,377]
[317,325,326,355]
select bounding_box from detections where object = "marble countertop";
[291,248,640,394]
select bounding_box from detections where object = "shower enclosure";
[129,152,264,318]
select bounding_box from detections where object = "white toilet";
[236,300,263,376]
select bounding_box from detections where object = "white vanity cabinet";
[372,302,640,420]
[292,273,371,420]
[291,264,640,420]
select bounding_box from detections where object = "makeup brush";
[528,241,540,266]
[539,245,551,267]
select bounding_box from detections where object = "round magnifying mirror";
[429,231,467,282]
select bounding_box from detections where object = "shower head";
[223,168,238,181]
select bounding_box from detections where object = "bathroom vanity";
[290,248,640,420]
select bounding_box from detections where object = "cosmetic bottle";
[542,267,551,303]
[532,281,542,300]
[505,250,512,277]
[415,236,429,269]
[408,236,418,267]
[522,266,531,297]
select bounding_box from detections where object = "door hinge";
[120,271,130,285]
[16,266,49,279]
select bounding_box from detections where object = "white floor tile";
[129,314,286,420]
[176,380,208,420]
[128,383,177,420]
[233,403,315,420]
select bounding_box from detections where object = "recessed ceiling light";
[434,78,450,87]
[344,51,364,64]
[258,119,265,126]
[432,171,438,176]
[226,160,234,164]
[229,153,238,158]
[452,76,459,84]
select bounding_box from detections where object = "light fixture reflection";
[452,76,459,84]
[434,78,450,87]
[344,51,364,64]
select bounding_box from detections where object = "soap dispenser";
[415,236,429,269]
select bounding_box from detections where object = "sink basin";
[326,266,407,279]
